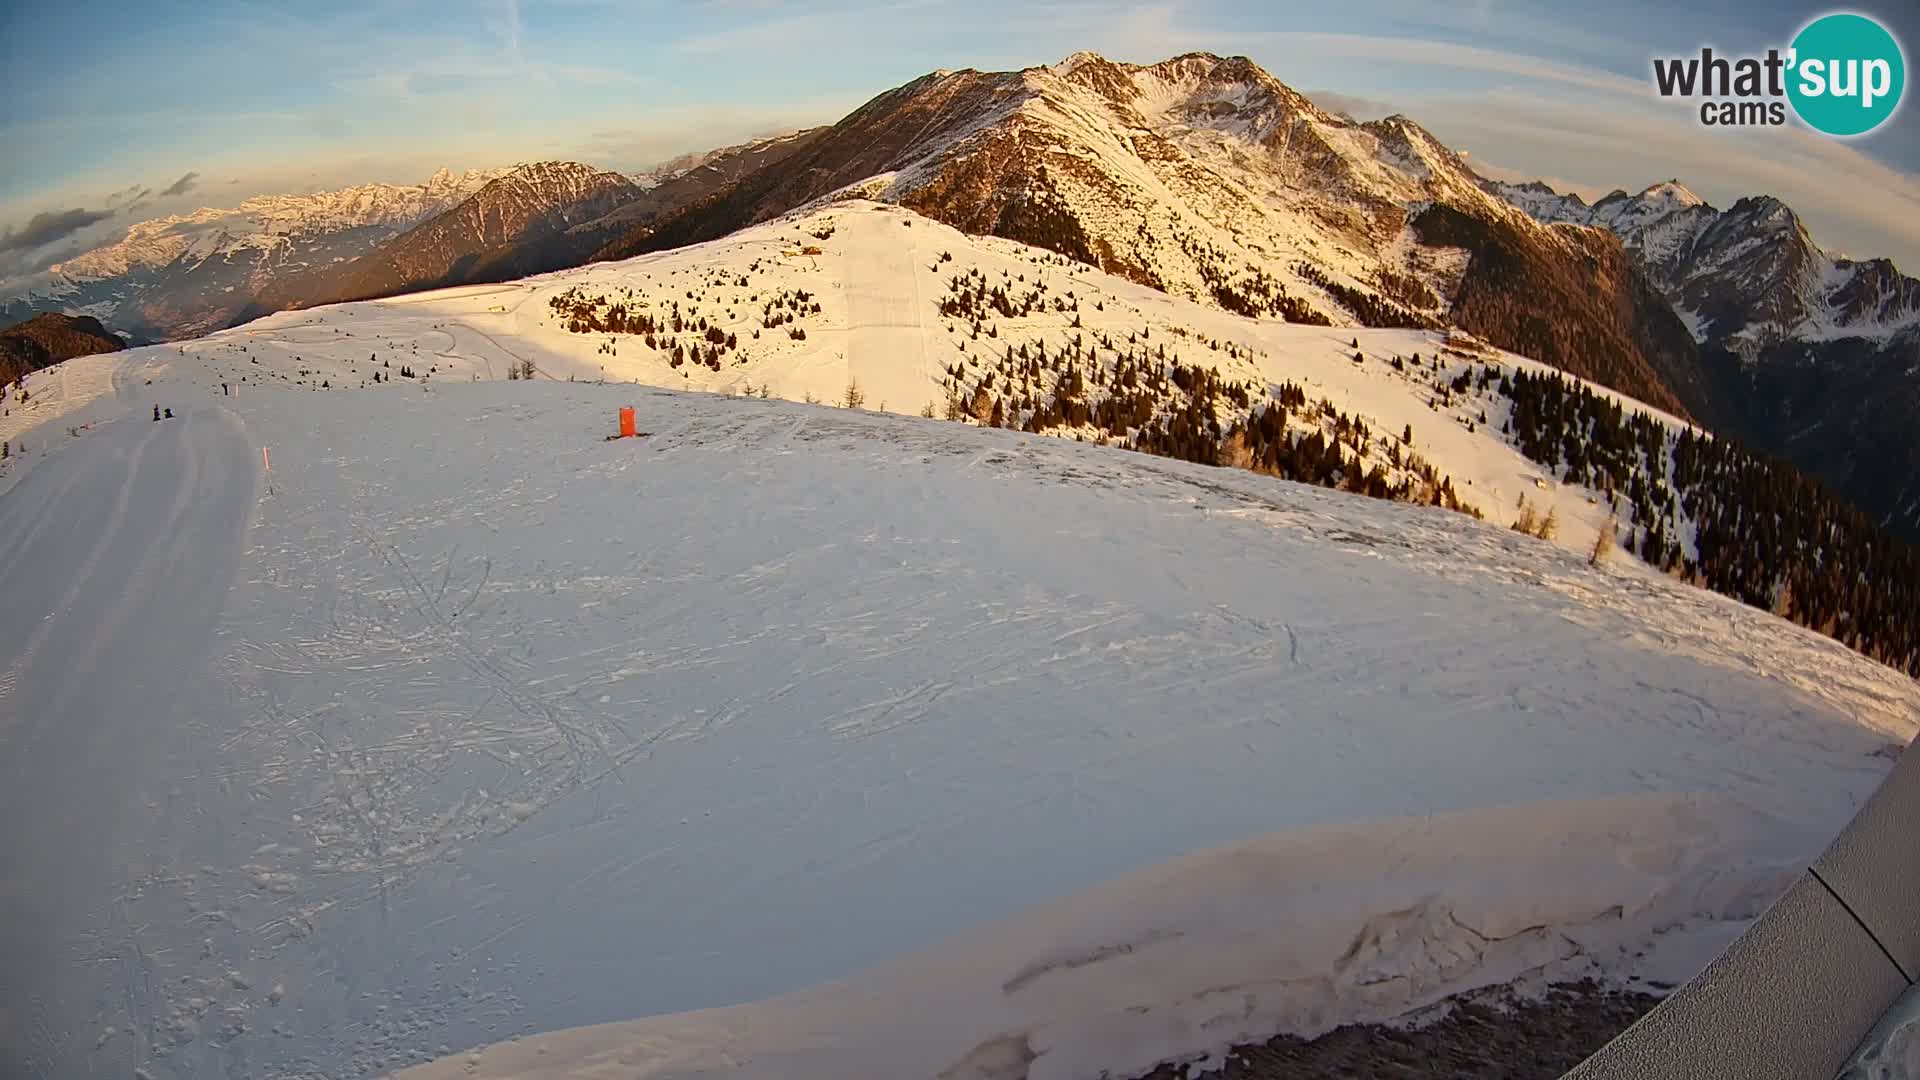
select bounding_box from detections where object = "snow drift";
[393,793,1814,1080]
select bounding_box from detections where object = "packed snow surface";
[1,204,1915,1079]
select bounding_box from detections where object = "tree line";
[1501,366,1920,676]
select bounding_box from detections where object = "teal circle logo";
[1787,12,1906,136]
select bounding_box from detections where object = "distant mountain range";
[0,135,827,344]
[1485,178,1920,539]
[250,132,828,314]
[1487,179,1920,349]
[5,52,1917,539]
[240,161,644,316]
[0,169,501,342]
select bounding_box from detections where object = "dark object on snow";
[1134,980,1656,1080]
[163,408,173,419]
[153,404,160,421]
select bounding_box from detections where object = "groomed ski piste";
[2,202,1915,1080]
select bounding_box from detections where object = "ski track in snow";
[0,403,256,1078]
[841,207,932,410]
[0,205,1914,1079]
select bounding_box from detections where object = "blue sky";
[3,0,1918,274]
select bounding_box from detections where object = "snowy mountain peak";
[1490,178,1714,235]
[3,167,505,340]
[421,166,496,201]
[47,168,502,284]
[1725,194,1805,236]
[1050,50,1109,76]
[1487,174,1920,349]
[1639,179,1705,208]
[504,160,612,179]
[1109,51,1330,137]
[1144,50,1261,85]
[489,161,631,200]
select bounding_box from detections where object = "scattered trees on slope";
[926,271,1478,518]
[1501,366,1920,676]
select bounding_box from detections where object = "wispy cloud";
[105,183,157,215]
[674,0,943,54]
[1257,32,1646,98]
[568,98,851,170]
[159,171,200,197]
[672,10,841,54]
[0,206,121,276]
[327,3,647,105]
[0,207,115,254]
[1301,89,1397,121]
[485,0,526,69]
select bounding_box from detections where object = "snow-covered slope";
[41,201,1668,556]
[0,201,1803,569]
[12,200,1910,621]
[392,795,1826,1080]
[54,169,501,281]
[3,202,1915,1080]
[598,53,1696,418]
